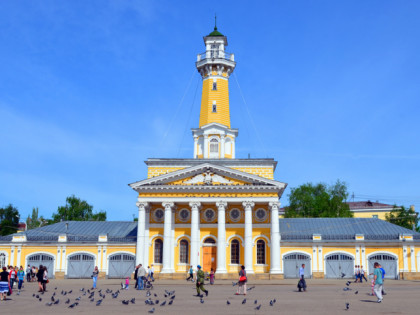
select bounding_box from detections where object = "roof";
[280,218,420,241]
[208,26,224,37]
[0,221,138,242]
[347,201,395,210]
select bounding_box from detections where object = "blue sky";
[1,0,419,221]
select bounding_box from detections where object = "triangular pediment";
[129,163,286,191]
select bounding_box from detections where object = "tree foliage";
[26,207,51,230]
[0,204,20,236]
[386,206,419,232]
[285,180,353,218]
[52,195,107,222]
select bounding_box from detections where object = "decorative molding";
[243,201,255,210]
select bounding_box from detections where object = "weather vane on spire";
[214,13,217,30]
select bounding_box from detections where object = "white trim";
[255,238,267,265]
[138,197,279,203]
[227,234,245,247]
[253,235,271,247]
[282,251,312,260]
[176,234,191,244]
[25,251,57,276]
[323,251,356,274]
[366,251,399,275]
[107,251,136,260]
[416,251,420,272]
[149,234,164,244]
[201,234,217,245]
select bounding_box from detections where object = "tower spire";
[214,14,217,30]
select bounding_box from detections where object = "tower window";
[210,138,219,154]
[212,82,217,90]
[212,104,217,112]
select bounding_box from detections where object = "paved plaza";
[1,278,419,314]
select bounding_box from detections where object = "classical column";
[189,202,201,269]
[403,245,409,272]
[144,208,150,267]
[136,202,149,265]
[220,135,225,158]
[269,201,281,274]
[193,136,198,158]
[243,201,255,274]
[216,201,228,274]
[410,246,416,272]
[203,135,209,158]
[170,208,176,272]
[161,202,174,273]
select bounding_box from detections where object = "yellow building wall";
[148,228,163,272]
[352,211,389,220]
[365,247,403,270]
[252,228,271,273]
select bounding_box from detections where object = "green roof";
[208,26,224,37]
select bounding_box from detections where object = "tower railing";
[197,51,234,62]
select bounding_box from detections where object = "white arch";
[0,251,9,268]
[281,250,312,260]
[25,251,57,276]
[227,234,244,247]
[201,234,217,245]
[253,235,271,247]
[176,234,191,245]
[149,234,164,244]
[65,251,97,276]
[323,251,356,275]
[366,251,399,275]
[107,251,136,260]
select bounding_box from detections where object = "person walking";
[134,265,139,289]
[36,265,44,292]
[125,277,130,290]
[195,265,208,297]
[209,268,215,285]
[136,264,146,290]
[26,265,31,282]
[186,265,194,282]
[379,264,386,295]
[42,266,48,292]
[0,266,10,301]
[17,266,25,291]
[9,266,16,289]
[354,265,360,283]
[150,264,155,282]
[298,264,307,292]
[236,265,247,295]
[373,262,383,303]
[92,266,99,289]
[360,265,367,282]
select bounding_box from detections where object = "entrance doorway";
[202,237,217,272]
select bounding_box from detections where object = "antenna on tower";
[351,192,355,202]
[214,13,217,30]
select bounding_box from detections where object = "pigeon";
[247,286,255,291]
[346,303,350,310]
[255,304,262,310]
[242,298,246,304]
[155,300,159,304]
[52,292,56,296]
[146,290,151,297]
[51,296,55,302]
[68,302,79,308]
[341,272,346,278]
[227,300,231,305]
[68,290,73,294]
[355,291,358,295]
[270,300,274,306]
[160,301,166,306]
[170,295,176,300]
[200,298,204,304]
[346,281,351,286]
[63,291,67,296]
[65,299,70,304]
[273,299,276,303]
[45,302,53,306]
[96,299,103,306]
[39,298,42,302]
[148,308,155,314]
[121,282,124,289]
[83,292,87,296]
[41,291,44,295]
[122,300,129,305]
[36,294,39,298]
[88,289,91,293]
[80,288,85,292]
[168,300,173,305]
[54,287,57,290]
[254,300,258,304]
[54,299,60,305]
[90,298,95,302]
[343,287,351,291]
[130,298,136,304]
[154,293,157,297]
[17,291,20,296]
[75,296,81,301]
[232,281,238,286]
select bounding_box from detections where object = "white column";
[243,201,255,274]
[361,246,366,270]
[220,135,225,158]
[355,245,360,265]
[269,201,281,274]
[56,246,61,271]
[170,209,176,272]
[10,246,15,266]
[136,202,148,265]
[62,246,67,274]
[403,245,409,272]
[97,246,102,271]
[144,209,150,267]
[216,201,228,274]
[16,246,22,267]
[411,246,416,272]
[312,246,318,272]
[189,202,201,269]
[318,246,323,272]
[102,246,107,274]
[203,135,209,158]
[193,136,198,158]
[232,138,236,159]
[161,202,174,273]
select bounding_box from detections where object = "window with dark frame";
[231,239,240,264]
[212,82,217,90]
[256,240,265,264]
[212,104,217,112]
[210,138,219,153]
[154,239,163,264]
[179,240,189,264]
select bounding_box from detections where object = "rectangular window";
[257,240,265,264]
[372,215,378,219]
[231,241,240,264]
[212,104,217,112]
[212,82,217,90]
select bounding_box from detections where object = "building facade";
[1,25,420,280]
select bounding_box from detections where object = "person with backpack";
[36,265,44,292]
[298,264,307,292]
[17,266,25,291]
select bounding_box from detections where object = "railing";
[197,51,235,62]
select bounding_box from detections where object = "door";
[27,254,55,279]
[283,253,311,279]
[369,254,398,279]
[325,253,354,278]
[108,254,136,279]
[203,247,217,272]
[67,253,95,278]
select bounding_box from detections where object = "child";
[125,277,129,290]
[210,268,215,285]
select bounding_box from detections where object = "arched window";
[210,138,219,155]
[204,237,216,244]
[231,240,240,264]
[0,253,6,269]
[154,239,163,264]
[179,240,189,264]
[256,240,265,264]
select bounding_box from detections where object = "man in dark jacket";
[134,265,139,289]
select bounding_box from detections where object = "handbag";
[239,276,247,282]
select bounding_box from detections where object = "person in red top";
[8,266,17,289]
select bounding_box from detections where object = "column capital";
[136,202,150,210]
[269,201,281,210]
[242,201,255,210]
[204,134,209,139]
[162,202,175,210]
[189,201,202,210]
[216,201,228,209]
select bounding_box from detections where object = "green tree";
[0,204,20,236]
[26,207,51,230]
[52,195,107,222]
[285,180,353,218]
[386,206,419,232]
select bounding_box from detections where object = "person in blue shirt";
[379,264,386,295]
[17,266,25,291]
[298,264,307,292]
[373,262,383,303]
